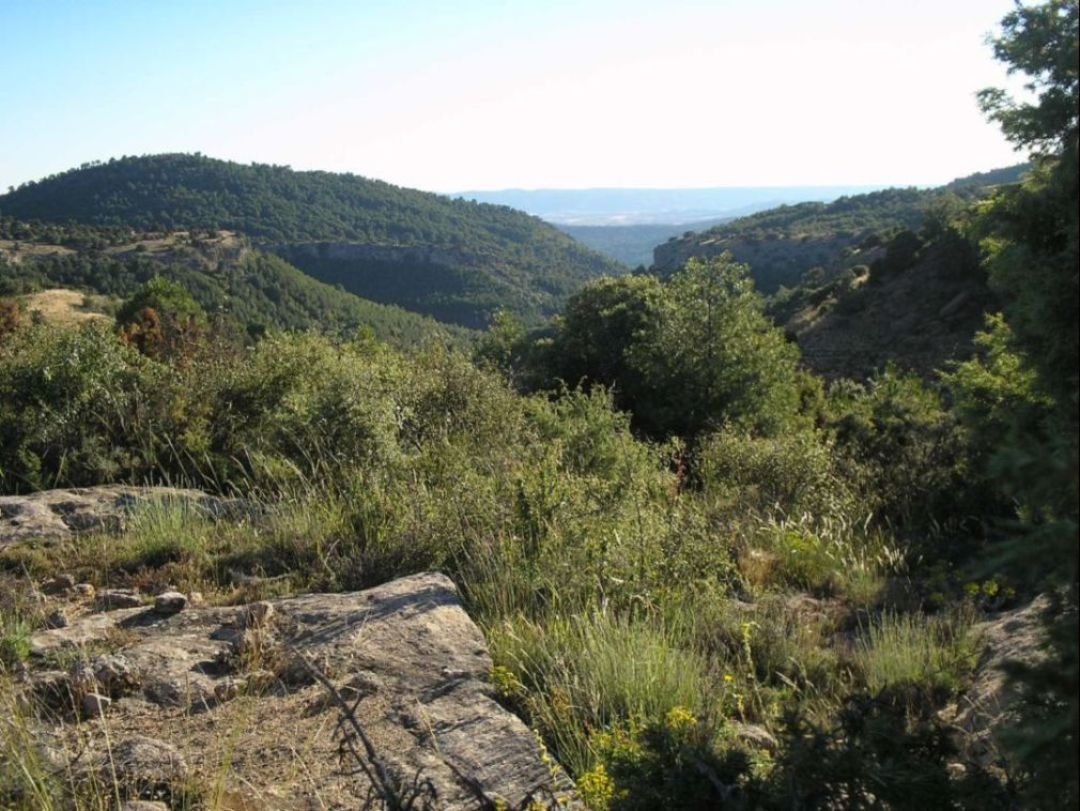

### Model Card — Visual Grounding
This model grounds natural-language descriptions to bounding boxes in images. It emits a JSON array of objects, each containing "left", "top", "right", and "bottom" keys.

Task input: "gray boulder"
[{"left": 26, "top": 572, "right": 580, "bottom": 809}]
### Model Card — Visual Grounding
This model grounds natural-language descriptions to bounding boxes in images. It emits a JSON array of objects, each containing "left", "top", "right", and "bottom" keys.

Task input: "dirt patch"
[{"left": 18, "top": 288, "right": 112, "bottom": 326}]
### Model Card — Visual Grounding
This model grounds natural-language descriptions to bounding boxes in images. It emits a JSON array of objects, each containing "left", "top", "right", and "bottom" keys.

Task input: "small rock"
[
  {"left": 94, "top": 589, "right": 142, "bottom": 611},
  {"left": 153, "top": 591, "right": 188, "bottom": 614},
  {"left": 143, "top": 676, "right": 213, "bottom": 709},
  {"left": 110, "top": 735, "right": 187, "bottom": 792},
  {"left": 73, "top": 654, "right": 139, "bottom": 697},
  {"left": 947, "top": 762, "right": 968, "bottom": 780},
  {"left": 213, "top": 676, "right": 245, "bottom": 703},
  {"left": 74, "top": 583, "right": 96, "bottom": 599},
  {"left": 82, "top": 691, "right": 111, "bottom": 718},
  {"left": 43, "top": 608, "right": 69, "bottom": 629},
  {"left": 188, "top": 590, "right": 205, "bottom": 606},
  {"left": 41, "top": 574, "right": 76, "bottom": 595},
  {"left": 344, "top": 669, "right": 382, "bottom": 698},
  {"left": 30, "top": 669, "right": 72, "bottom": 704}
]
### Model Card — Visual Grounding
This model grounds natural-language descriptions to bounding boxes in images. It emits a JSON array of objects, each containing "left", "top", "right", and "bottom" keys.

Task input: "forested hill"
[
  {"left": 653, "top": 164, "right": 1030, "bottom": 293},
  {"left": 0, "top": 154, "right": 625, "bottom": 328},
  {"left": 0, "top": 223, "right": 470, "bottom": 347}
]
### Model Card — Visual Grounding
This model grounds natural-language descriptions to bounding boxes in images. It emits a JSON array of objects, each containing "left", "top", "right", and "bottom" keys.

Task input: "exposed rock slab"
[
  {"left": 0, "top": 485, "right": 252, "bottom": 547},
  {"left": 944, "top": 595, "right": 1050, "bottom": 768},
  {"left": 23, "top": 572, "right": 579, "bottom": 809}
]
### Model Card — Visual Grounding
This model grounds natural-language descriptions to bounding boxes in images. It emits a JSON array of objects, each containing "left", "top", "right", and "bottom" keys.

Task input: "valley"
[{"left": 0, "top": 1, "right": 1076, "bottom": 808}]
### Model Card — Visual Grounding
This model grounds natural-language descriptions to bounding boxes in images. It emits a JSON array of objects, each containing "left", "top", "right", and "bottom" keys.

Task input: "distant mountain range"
[{"left": 453, "top": 186, "right": 887, "bottom": 226}]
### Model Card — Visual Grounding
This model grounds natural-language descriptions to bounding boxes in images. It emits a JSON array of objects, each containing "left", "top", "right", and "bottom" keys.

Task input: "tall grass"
[
  {"left": 489, "top": 612, "right": 716, "bottom": 775},
  {"left": 855, "top": 609, "right": 977, "bottom": 695}
]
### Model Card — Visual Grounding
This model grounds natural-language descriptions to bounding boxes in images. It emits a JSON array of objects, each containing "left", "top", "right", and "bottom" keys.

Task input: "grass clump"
[
  {"left": 489, "top": 612, "right": 715, "bottom": 777},
  {"left": 855, "top": 610, "right": 978, "bottom": 697}
]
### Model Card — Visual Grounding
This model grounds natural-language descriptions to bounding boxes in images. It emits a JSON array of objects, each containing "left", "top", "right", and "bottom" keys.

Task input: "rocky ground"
[
  {"left": 1, "top": 486, "right": 1048, "bottom": 808},
  {"left": 1, "top": 489, "right": 579, "bottom": 810}
]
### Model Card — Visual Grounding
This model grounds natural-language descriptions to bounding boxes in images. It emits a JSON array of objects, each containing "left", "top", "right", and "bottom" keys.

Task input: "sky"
[{"left": 0, "top": 0, "right": 1026, "bottom": 193}]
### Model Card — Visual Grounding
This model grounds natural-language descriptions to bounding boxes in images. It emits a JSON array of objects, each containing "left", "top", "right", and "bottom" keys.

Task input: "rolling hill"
[
  {"left": 768, "top": 228, "right": 995, "bottom": 380},
  {"left": 652, "top": 164, "right": 1030, "bottom": 293},
  {"left": 0, "top": 223, "right": 469, "bottom": 347},
  {"left": 0, "top": 154, "right": 625, "bottom": 328}
]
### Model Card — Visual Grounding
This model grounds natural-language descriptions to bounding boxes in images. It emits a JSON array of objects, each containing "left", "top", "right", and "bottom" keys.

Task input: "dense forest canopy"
[
  {"left": 0, "top": 154, "right": 624, "bottom": 328},
  {"left": 0, "top": 225, "right": 470, "bottom": 346}
]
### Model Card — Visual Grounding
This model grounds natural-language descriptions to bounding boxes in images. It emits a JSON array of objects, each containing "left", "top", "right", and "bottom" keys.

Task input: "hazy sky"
[{"left": 0, "top": 0, "right": 1025, "bottom": 193}]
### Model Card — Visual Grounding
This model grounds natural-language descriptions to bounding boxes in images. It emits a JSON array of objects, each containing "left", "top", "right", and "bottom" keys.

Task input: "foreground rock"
[
  {"left": 23, "top": 573, "right": 579, "bottom": 809},
  {"left": 0, "top": 485, "right": 254, "bottom": 547},
  {"left": 944, "top": 595, "right": 1050, "bottom": 769}
]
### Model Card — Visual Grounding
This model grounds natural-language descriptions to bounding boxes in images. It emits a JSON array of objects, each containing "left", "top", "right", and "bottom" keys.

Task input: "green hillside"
[
  {"left": 0, "top": 154, "right": 624, "bottom": 328},
  {"left": 653, "top": 165, "right": 1029, "bottom": 292},
  {"left": 0, "top": 224, "right": 469, "bottom": 347}
]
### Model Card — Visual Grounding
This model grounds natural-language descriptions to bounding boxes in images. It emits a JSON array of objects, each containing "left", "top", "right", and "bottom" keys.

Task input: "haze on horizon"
[{"left": 0, "top": 0, "right": 1024, "bottom": 195}]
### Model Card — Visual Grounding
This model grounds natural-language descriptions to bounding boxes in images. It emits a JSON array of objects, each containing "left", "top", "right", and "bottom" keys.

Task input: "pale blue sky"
[{"left": 0, "top": 0, "right": 1024, "bottom": 193}]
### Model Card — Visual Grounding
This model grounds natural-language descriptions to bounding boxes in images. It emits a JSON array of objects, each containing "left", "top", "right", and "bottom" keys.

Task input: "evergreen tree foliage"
[{"left": 0, "top": 154, "right": 624, "bottom": 327}]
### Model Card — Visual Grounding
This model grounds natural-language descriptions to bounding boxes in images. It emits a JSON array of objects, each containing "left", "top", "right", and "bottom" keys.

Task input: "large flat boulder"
[{"left": 20, "top": 572, "right": 578, "bottom": 809}]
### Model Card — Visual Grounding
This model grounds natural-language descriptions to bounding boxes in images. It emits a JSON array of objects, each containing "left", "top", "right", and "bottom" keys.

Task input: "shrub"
[
  {"left": 0, "top": 322, "right": 174, "bottom": 493},
  {"left": 695, "top": 428, "right": 855, "bottom": 521},
  {"left": 854, "top": 610, "right": 977, "bottom": 698},
  {"left": 825, "top": 368, "right": 969, "bottom": 529}
]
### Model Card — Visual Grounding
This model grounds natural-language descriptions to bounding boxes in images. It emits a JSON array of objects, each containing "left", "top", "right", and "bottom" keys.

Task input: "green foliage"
[
  {"left": 632, "top": 256, "right": 802, "bottom": 436},
  {"left": 871, "top": 229, "right": 924, "bottom": 279},
  {"left": 0, "top": 616, "right": 32, "bottom": 667},
  {"left": 854, "top": 611, "right": 976, "bottom": 697},
  {"left": 824, "top": 368, "right": 968, "bottom": 529},
  {"left": 654, "top": 171, "right": 1024, "bottom": 293},
  {"left": 489, "top": 614, "right": 716, "bottom": 777},
  {"left": 0, "top": 323, "right": 170, "bottom": 492},
  {"left": 0, "top": 234, "right": 468, "bottom": 347},
  {"left": 767, "top": 695, "right": 1010, "bottom": 810},
  {"left": 540, "top": 257, "right": 801, "bottom": 438},
  {"left": 977, "top": 0, "right": 1078, "bottom": 157},
  {"left": 943, "top": 314, "right": 1055, "bottom": 523},
  {"left": 473, "top": 309, "right": 528, "bottom": 381},
  {"left": 695, "top": 429, "right": 853, "bottom": 520},
  {"left": 970, "top": 3, "right": 1079, "bottom": 803},
  {"left": 115, "top": 276, "right": 205, "bottom": 328},
  {"left": 542, "top": 274, "right": 663, "bottom": 409},
  {"left": 0, "top": 154, "right": 624, "bottom": 328},
  {"left": 585, "top": 708, "right": 753, "bottom": 811}
]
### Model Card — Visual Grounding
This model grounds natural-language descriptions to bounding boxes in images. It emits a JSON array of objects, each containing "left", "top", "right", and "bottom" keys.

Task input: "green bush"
[
  {"left": 825, "top": 368, "right": 969, "bottom": 529},
  {"left": 0, "top": 322, "right": 174, "bottom": 493},
  {"left": 695, "top": 428, "right": 855, "bottom": 520}
]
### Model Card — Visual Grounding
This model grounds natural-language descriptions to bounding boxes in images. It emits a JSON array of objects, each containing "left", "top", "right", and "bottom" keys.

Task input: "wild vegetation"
[
  {"left": 0, "top": 1, "right": 1076, "bottom": 808},
  {"left": 0, "top": 155, "right": 624, "bottom": 328},
  {"left": 0, "top": 228, "right": 469, "bottom": 346},
  {"left": 653, "top": 165, "right": 1029, "bottom": 293}
]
